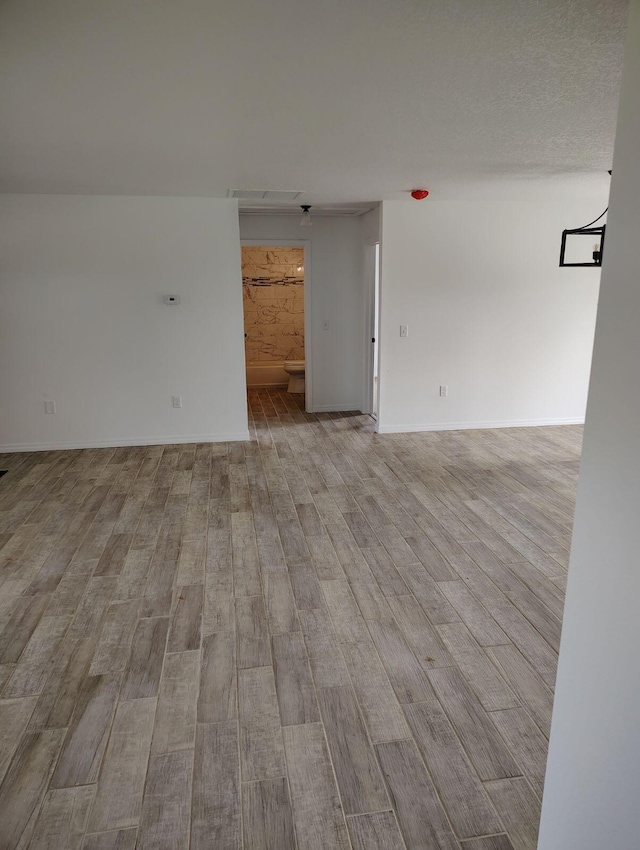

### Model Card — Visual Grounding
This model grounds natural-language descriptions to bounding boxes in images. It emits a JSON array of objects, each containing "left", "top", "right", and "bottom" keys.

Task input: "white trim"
[
  {"left": 373, "top": 242, "right": 381, "bottom": 430},
  {"left": 246, "top": 381, "right": 289, "bottom": 388},
  {"left": 375, "top": 211, "right": 384, "bottom": 436},
  {"left": 310, "top": 403, "right": 361, "bottom": 413},
  {"left": 362, "top": 242, "right": 375, "bottom": 416},
  {"left": 0, "top": 432, "right": 251, "bottom": 453},
  {"left": 303, "top": 241, "right": 312, "bottom": 413},
  {"left": 377, "top": 417, "right": 584, "bottom": 434}
]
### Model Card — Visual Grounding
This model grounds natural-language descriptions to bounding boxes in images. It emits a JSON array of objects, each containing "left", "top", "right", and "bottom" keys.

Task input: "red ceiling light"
[{"left": 410, "top": 189, "right": 429, "bottom": 200}]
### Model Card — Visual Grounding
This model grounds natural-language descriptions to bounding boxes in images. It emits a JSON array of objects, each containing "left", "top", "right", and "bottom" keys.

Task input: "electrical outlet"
[
  {"left": 439, "top": 385, "right": 448, "bottom": 397},
  {"left": 400, "top": 325, "right": 408, "bottom": 338},
  {"left": 44, "top": 400, "right": 56, "bottom": 414},
  {"left": 172, "top": 395, "right": 182, "bottom": 408}
]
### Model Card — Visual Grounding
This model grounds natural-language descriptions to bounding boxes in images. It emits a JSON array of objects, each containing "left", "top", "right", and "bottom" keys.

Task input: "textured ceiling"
[{"left": 0, "top": 0, "right": 628, "bottom": 201}]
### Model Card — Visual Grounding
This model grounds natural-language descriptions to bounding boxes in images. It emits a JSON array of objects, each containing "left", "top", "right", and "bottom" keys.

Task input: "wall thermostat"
[{"left": 164, "top": 295, "right": 180, "bottom": 305}]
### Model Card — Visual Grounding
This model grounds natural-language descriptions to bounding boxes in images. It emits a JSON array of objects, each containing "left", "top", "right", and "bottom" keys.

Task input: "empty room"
[{"left": 1, "top": 1, "right": 639, "bottom": 849}]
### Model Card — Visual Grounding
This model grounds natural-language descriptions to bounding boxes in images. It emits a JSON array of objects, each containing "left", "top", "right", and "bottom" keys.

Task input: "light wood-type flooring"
[{"left": 0, "top": 389, "right": 579, "bottom": 849}]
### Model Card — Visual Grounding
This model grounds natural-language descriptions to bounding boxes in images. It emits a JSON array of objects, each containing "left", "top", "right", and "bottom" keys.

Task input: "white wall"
[
  {"left": 378, "top": 197, "right": 606, "bottom": 432},
  {"left": 0, "top": 195, "right": 249, "bottom": 450},
  {"left": 539, "top": 3, "right": 640, "bottom": 848},
  {"left": 239, "top": 214, "right": 364, "bottom": 412}
]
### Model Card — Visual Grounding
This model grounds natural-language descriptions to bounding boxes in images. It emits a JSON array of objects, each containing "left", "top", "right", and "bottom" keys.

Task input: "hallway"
[{"left": 0, "top": 390, "right": 576, "bottom": 849}]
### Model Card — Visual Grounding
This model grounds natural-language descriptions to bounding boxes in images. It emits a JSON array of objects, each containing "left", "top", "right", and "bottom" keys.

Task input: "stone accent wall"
[{"left": 242, "top": 246, "right": 305, "bottom": 362}]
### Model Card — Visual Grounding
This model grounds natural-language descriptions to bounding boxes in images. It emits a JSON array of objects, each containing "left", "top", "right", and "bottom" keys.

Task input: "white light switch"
[
  {"left": 439, "top": 385, "right": 448, "bottom": 397},
  {"left": 323, "top": 320, "right": 330, "bottom": 331},
  {"left": 400, "top": 325, "right": 408, "bottom": 338},
  {"left": 172, "top": 396, "right": 182, "bottom": 408},
  {"left": 44, "top": 400, "right": 56, "bottom": 414}
]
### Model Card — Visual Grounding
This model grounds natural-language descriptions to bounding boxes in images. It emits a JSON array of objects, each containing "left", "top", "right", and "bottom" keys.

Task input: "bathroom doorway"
[{"left": 241, "top": 243, "right": 311, "bottom": 408}]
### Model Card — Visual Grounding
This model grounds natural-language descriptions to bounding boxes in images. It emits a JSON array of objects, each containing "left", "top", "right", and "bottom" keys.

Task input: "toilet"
[{"left": 284, "top": 360, "right": 305, "bottom": 393}]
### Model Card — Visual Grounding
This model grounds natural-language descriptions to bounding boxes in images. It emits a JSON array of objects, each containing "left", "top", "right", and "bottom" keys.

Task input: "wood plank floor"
[{"left": 0, "top": 389, "right": 580, "bottom": 849}]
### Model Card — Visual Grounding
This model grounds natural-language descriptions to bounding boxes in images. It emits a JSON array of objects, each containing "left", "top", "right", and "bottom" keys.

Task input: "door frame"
[
  {"left": 241, "top": 239, "right": 313, "bottom": 412},
  {"left": 363, "top": 241, "right": 381, "bottom": 428}
]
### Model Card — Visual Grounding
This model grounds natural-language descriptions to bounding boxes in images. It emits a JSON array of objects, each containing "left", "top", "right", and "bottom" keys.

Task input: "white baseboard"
[
  {"left": 0, "top": 432, "right": 251, "bottom": 453},
  {"left": 310, "top": 404, "right": 362, "bottom": 413},
  {"left": 377, "top": 417, "right": 585, "bottom": 434},
  {"left": 247, "top": 382, "right": 288, "bottom": 389}
]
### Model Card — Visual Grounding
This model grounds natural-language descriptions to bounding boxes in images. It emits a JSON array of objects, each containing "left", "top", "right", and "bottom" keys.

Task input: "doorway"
[{"left": 241, "top": 244, "right": 310, "bottom": 408}]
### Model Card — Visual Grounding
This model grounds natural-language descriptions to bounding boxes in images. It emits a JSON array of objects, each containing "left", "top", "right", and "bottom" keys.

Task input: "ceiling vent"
[{"left": 228, "top": 189, "right": 303, "bottom": 201}]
